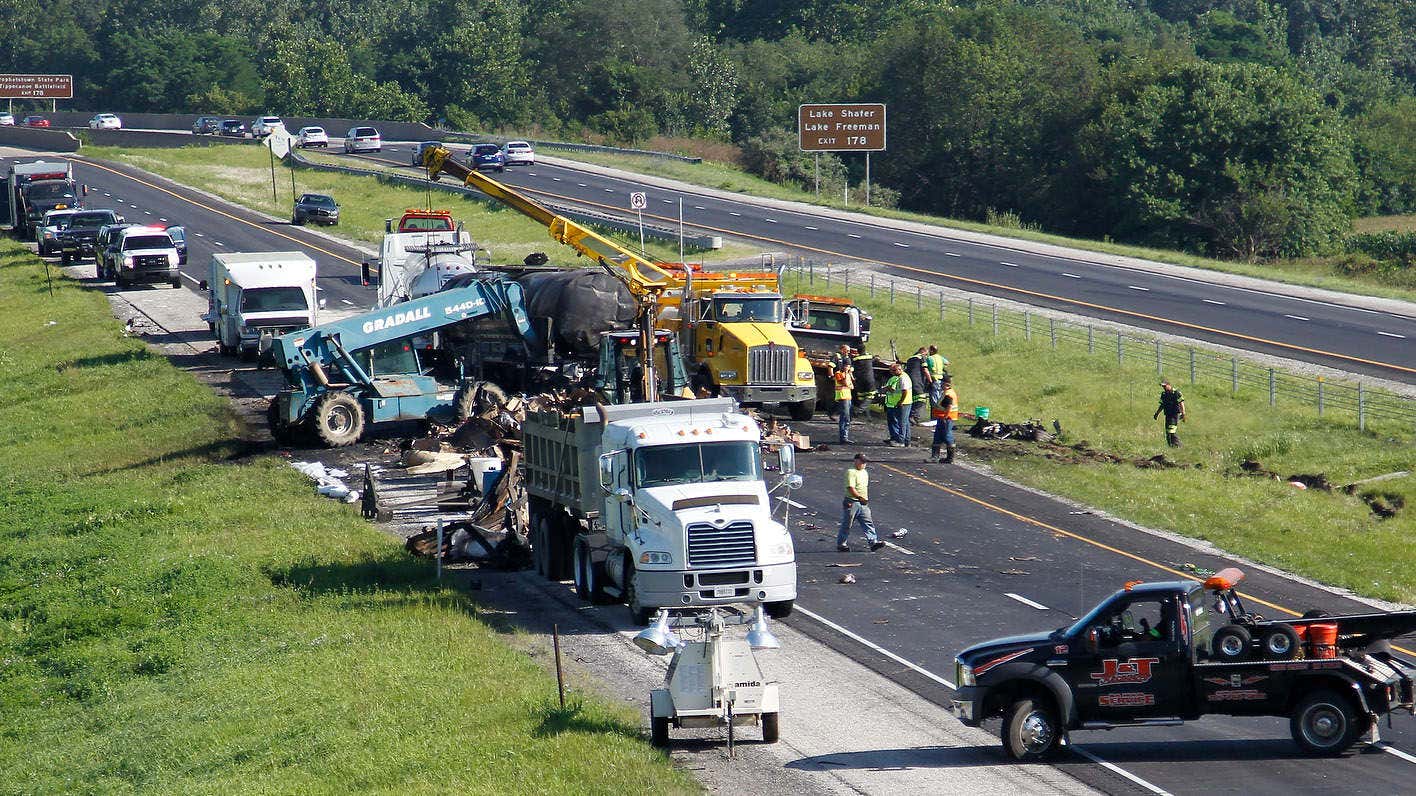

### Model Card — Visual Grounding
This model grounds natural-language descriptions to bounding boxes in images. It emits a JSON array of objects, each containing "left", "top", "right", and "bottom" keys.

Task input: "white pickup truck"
[{"left": 525, "top": 398, "right": 799, "bottom": 624}]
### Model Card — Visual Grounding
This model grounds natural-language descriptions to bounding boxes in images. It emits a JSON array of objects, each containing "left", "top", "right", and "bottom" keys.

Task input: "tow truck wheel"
[
  {"left": 786, "top": 398, "right": 815, "bottom": 421},
  {"left": 1291, "top": 689, "right": 1364, "bottom": 755},
  {"left": 762, "top": 712, "right": 780, "bottom": 743},
  {"left": 1262, "top": 625, "right": 1302, "bottom": 660},
  {"left": 650, "top": 715, "right": 670, "bottom": 747},
  {"left": 1003, "top": 698, "right": 1060, "bottom": 761},
  {"left": 311, "top": 392, "right": 364, "bottom": 447},
  {"left": 1212, "top": 624, "right": 1252, "bottom": 663}
]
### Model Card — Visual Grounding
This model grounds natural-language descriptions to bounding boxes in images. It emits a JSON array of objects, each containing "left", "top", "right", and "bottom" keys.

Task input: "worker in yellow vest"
[
  {"left": 834, "top": 358, "right": 855, "bottom": 444},
  {"left": 883, "top": 362, "right": 912, "bottom": 446},
  {"left": 930, "top": 376, "right": 959, "bottom": 463}
]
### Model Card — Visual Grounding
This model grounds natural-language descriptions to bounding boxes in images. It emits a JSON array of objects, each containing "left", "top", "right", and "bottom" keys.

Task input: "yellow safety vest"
[{"left": 834, "top": 368, "right": 854, "bottom": 400}]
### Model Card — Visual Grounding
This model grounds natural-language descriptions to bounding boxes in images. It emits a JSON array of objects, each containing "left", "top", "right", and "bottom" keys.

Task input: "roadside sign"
[
  {"left": 0, "top": 74, "right": 73, "bottom": 100},
  {"left": 266, "top": 128, "right": 292, "bottom": 158},
  {"left": 798, "top": 103, "right": 886, "bottom": 152},
  {"left": 629, "top": 191, "right": 647, "bottom": 210}
]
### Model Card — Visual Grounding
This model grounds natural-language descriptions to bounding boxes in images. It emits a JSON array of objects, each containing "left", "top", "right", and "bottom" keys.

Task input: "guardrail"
[
  {"left": 287, "top": 149, "right": 721, "bottom": 250},
  {"left": 782, "top": 257, "right": 1416, "bottom": 433},
  {"left": 440, "top": 131, "right": 702, "bottom": 163}
]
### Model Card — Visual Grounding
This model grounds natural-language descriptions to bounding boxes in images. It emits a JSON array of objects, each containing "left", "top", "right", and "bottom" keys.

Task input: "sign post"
[
  {"left": 629, "top": 191, "right": 648, "bottom": 253},
  {"left": 798, "top": 103, "right": 887, "bottom": 205}
]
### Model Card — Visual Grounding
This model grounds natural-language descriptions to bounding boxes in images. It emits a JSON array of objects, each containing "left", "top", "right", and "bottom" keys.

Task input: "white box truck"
[
  {"left": 202, "top": 252, "right": 321, "bottom": 359},
  {"left": 524, "top": 398, "right": 798, "bottom": 624}
]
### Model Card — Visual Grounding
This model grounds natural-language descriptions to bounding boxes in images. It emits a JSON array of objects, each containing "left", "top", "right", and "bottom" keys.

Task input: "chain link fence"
[{"left": 778, "top": 257, "right": 1416, "bottom": 434}]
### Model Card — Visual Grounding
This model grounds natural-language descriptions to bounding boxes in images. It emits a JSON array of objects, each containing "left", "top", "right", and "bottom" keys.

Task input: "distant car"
[
  {"left": 251, "top": 116, "right": 284, "bottom": 138},
  {"left": 88, "top": 113, "right": 122, "bottom": 130},
  {"left": 292, "top": 193, "right": 339, "bottom": 226},
  {"left": 0, "top": 112, "right": 15, "bottom": 126},
  {"left": 192, "top": 116, "right": 223, "bottom": 135},
  {"left": 413, "top": 141, "right": 440, "bottom": 167},
  {"left": 468, "top": 143, "right": 505, "bottom": 173},
  {"left": 23, "top": 115, "right": 49, "bottom": 128},
  {"left": 219, "top": 119, "right": 249, "bottom": 137},
  {"left": 343, "top": 126, "right": 381, "bottom": 153},
  {"left": 166, "top": 225, "right": 188, "bottom": 264},
  {"left": 502, "top": 140, "right": 535, "bottom": 166},
  {"left": 295, "top": 126, "right": 328, "bottom": 148},
  {"left": 37, "top": 209, "right": 79, "bottom": 256}
]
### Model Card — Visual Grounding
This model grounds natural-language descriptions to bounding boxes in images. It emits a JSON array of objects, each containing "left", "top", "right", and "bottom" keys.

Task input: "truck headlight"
[
  {"left": 639, "top": 551, "right": 673, "bottom": 565},
  {"left": 956, "top": 659, "right": 975, "bottom": 687},
  {"left": 123, "top": 255, "right": 134, "bottom": 266}
]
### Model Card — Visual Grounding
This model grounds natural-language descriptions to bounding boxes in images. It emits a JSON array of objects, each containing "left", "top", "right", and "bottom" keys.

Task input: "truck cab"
[
  {"left": 107, "top": 227, "right": 180, "bottom": 288},
  {"left": 204, "top": 252, "right": 321, "bottom": 358},
  {"left": 20, "top": 178, "right": 80, "bottom": 237},
  {"left": 676, "top": 289, "right": 817, "bottom": 418}
]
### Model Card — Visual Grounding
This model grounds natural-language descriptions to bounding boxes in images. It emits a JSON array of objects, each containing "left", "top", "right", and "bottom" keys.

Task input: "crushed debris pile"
[
  {"left": 290, "top": 461, "right": 360, "bottom": 503},
  {"left": 966, "top": 412, "right": 1193, "bottom": 471}
]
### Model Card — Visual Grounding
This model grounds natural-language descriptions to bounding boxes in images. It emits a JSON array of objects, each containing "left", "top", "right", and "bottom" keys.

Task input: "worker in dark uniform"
[
  {"left": 906, "top": 347, "right": 929, "bottom": 425},
  {"left": 852, "top": 350, "right": 877, "bottom": 418},
  {"left": 1153, "top": 380, "right": 1187, "bottom": 447}
]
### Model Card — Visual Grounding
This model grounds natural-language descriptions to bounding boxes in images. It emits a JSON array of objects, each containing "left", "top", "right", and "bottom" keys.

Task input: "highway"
[{"left": 347, "top": 141, "right": 1416, "bottom": 385}]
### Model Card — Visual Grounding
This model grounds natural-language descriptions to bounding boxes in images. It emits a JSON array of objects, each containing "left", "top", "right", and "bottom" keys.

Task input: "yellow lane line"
[
  {"left": 880, "top": 461, "right": 1416, "bottom": 657},
  {"left": 73, "top": 157, "right": 362, "bottom": 266}
]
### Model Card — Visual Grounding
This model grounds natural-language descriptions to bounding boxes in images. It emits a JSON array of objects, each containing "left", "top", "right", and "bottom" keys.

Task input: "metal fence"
[{"left": 780, "top": 258, "right": 1416, "bottom": 433}]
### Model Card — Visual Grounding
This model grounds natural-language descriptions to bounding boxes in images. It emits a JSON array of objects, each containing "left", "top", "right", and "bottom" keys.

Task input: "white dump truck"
[
  {"left": 202, "top": 251, "right": 321, "bottom": 358},
  {"left": 524, "top": 398, "right": 799, "bottom": 624}
]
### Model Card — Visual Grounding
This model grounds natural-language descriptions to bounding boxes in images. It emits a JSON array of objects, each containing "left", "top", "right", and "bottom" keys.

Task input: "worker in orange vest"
[{"left": 930, "top": 376, "right": 959, "bottom": 463}]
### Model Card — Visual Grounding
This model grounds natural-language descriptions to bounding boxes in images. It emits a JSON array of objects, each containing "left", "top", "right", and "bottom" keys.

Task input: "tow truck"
[{"left": 951, "top": 568, "right": 1416, "bottom": 759}]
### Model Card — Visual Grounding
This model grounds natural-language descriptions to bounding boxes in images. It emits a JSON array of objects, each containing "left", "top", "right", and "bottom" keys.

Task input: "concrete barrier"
[
  {"left": 0, "top": 126, "right": 81, "bottom": 152},
  {"left": 74, "top": 128, "right": 254, "bottom": 148},
  {"left": 46, "top": 111, "right": 438, "bottom": 142}
]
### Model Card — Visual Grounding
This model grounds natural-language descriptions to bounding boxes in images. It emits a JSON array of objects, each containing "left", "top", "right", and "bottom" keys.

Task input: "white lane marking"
[
  {"left": 158, "top": 218, "right": 167, "bottom": 222},
  {"left": 662, "top": 199, "right": 673, "bottom": 204},
  {"left": 848, "top": 233, "right": 861, "bottom": 239},
  {"left": 1378, "top": 331, "right": 1406, "bottom": 339},
  {"left": 212, "top": 240, "right": 224, "bottom": 246},
  {"left": 553, "top": 177, "right": 562, "bottom": 182},
  {"left": 1063, "top": 273, "right": 1081, "bottom": 279},
  {"left": 730, "top": 212, "right": 741, "bottom": 217},
  {"left": 805, "top": 226, "right": 819, "bottom": 231},
  {"left": 1202, "top": 299, "right": 1225, "bottom": 305},
  {"left": 694, "top": 206, "right": 706, "bottom": 210},
  {"left": 1005, "top": 593, "right": 1049, "bottom": 610},
  {"left": 103, "top": 193, "right": 111, "bottom": 197},
  {"left": 945, "top": 252, "right": 961, "bottom": 257},
  {"left": 1128, "top": 285, "right": 1150, "bottom": 291},
  {"left": 1283, "top": 314, "right": 1309, "bottom": 322},
  {"left": 1000, "top": 261, "right": 1018, "bottom": 267},
  {"left": 341, "top": 299, "right": 355, "bottom": 306},
  {"left": 604, "top": 188, "right": 614, "bottom": 193},
  {"left": 194, "top": 232, "right": 204, "bottom": 237},
  {"left": 1374, "top": 742, "right": 1416, "bottom": 765},
  {"left": 181, "top": 273, "right": 201, "bottom": 285},
  {"left": 143, "top": 211, "right": 153, "bottom": 215},
  {"left": 129, "top": 203, "right": 139, "bottom": 208},
  {"left": 884, "top": 541, "right": 915, "bottom": 555},
  {"left": 527, "top": 172, "right": 538, "bottom": 177},
  {"left": 795, "top": 606, "right": 954, "bottom": 689},
  {"left": 576, "top": 183, "right": 587, "bottom": 187},
  {"left": 893, "top": 242, "right": 910, "bottom": 248},
  {"left": 315, "top": 287, "right": 324, "bottom": 293},
  {"left": 796, "top": 605, "right": 1172, "bottom": 795},
  {"left": 765, "top": 218, "right": 778, "bottom": 224}
]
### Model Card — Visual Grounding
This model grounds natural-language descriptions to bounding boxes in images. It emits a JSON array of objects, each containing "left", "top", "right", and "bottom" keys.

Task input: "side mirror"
[
  {"left": 82, "top": 184, "right": 89, "bottom": 196},
  {"left": 318, "top": 297, "right": 327, "bottom": 308},
  {"left": 1086, "top": 627, "right": 1100, "bottom": 654},
  {"left": 115, "top": 215, "right": 124, "bottom": 223},
  {"left": 597, "top": 451, "right": 617, "bottom": 492},
  {"left": 778, "top": 444, "right": 795, "bottom": 475},
  {"left": 361, "top": 261, "right": 378, "bottom": 287},
  {"left": 384, "top": 218, "right": 392, "bottom": 233},
  {"left": 198, "top": 280, "right": 208, "bottom": 290}
]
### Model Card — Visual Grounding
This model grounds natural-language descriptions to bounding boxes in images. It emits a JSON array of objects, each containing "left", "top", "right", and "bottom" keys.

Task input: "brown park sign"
[
  {"left": 798, "top": 103, "right": 886, "bottom": 152},
  {"left": 0, "top": 74, "right": 74, "bottom": 99}
]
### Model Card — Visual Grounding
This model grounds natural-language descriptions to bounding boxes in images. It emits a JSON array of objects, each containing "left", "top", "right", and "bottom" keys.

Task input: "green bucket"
[{"left": 975, "top": 406, "right": 990, "bottom": 419}]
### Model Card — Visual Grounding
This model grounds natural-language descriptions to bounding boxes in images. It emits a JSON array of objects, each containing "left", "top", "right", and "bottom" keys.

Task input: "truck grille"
[
  {"left": 134, "top": 254, "right": 168, "bottom": 269},
  {"left": 686, "top": 521, "right": 756, "bottom": 568},
  {"left": 747, "top": 344, "right": 794, "bottom": 385}
]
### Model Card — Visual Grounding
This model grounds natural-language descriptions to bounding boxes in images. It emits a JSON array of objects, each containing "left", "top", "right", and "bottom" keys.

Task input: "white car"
[
  {"left": 37, "top": 209, "right": 79, "bottom": 256},
  {"left": 252, "top": 116, "right": 284, "bottom": 138},
  {"left": 0, "top": 112, "right": 15, "bottom": 126},
  {"left": 343, "top": 126, "right": 381, "bottom": 153},
  {"left": 502, "top": 140, "right": 535, "bottom": 166},
  {"left": 88, "top": 113, "right": 122, "bottom": 130},
  {"left": 295, "top": 126, "right": 328, "bottom": 148}
]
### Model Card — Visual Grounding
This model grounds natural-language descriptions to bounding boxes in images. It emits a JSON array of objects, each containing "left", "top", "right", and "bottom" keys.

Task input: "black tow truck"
[{"left": 950, "top": 568, "right": 1416, "bottom": 760}]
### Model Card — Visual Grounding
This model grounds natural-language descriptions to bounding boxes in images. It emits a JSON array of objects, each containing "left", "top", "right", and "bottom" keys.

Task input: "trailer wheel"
[
  {"left": 765, "top": 600, "right": 794, "bottom": 619},
  {"left": 311, "top": 392, "right": 364, "bottom": 447},
  {"left": 1262, "top": 625, "right": 1302, "bottom": 660},
  {"left": 1002, "top": 698, "right": 1060, "bottom": 761},
  {"left": 1211, "top": 624, "right": 1252, "bottom": 662},
  {"left": 1291, "top": 689, "right": 1364, "bottom": 755},
  {"left": 786, "top": 398, "right": 815, "bottom": 421},
  {"left": 762, "top": 712, "right": 780, "bottom": 744},
  {"left": 650, "top": 715, "right": 670, "bottom": 747}
]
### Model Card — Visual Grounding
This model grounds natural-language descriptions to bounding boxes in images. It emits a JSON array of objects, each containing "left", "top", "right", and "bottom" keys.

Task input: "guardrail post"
[
  {"left": 1231, "top": 358, "right": 1238, "bottom": 394},
  {"left": 992, "top": 304, "right": 999, "bottom": 335},
  {"left": 1117, "top": 332, "right": 1123, "bottom": 366},
  {"left": 1317, "top": 377, "right": 1324, "bottom": 417},
  {"left": 1155, "top": 341, "right": 1162, "bottom": 375},
  {"left": 1049, "top": 317, "right": 1056, "bottom": 349},
  {"left": 870, "top": 273, "right": 875, "bottom": 297},
  {"left": 844, "top": 269, "right": 849, "bottom": 291},
  {"left": 916, "top": 285, "right": 922, "bottom": 310},
  {"left": 968, "top": 298, "right": 975, "bottom": 325},
  {"left": 1358, "top": 383, "right": 1366, "bottom": 431},
  {"left": 1025, "top": 311, "right": 1031, "bottom": 341},
  {"left": 1188, "top": 348, "right": 1195, "bottom": 384},
  {"left": 1268, "top": 369, "right": 1275, "bottom": 406},
  {"left": 824, "top": 265, "right": 830, "bottom": 288},
  {"left": 809, "top": 259, "right": 814, "bottom": 284},
  {"left": 939, "top": 294, "right": 945, "bottom": 321},
  {"left": 1088, "top": 325, "right": 1094, "bottom": 354},
  {"left": 889, "top": 280, "right": 895, "bottom": 304}
]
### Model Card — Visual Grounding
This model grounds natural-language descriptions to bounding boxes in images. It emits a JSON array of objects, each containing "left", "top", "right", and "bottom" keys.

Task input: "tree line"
[{"left": 5, "top": 0, "right": 1415, "bottom": 260}]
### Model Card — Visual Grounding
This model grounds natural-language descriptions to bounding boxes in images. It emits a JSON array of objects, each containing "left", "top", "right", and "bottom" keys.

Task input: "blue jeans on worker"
[
  {"left": 886, "top": 405, "right": 909, "bottom": 444},
  {"left": 932, "top": 418, "right": 955, "bottom": 446},
  {"left": 838, "top": 499, "right": 877, "bottom": 546},
  {"left": 837, "top": 398, "right": 852, "bottom": 442}
]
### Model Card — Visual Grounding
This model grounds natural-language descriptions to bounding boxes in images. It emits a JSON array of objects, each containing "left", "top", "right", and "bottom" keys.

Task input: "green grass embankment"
[
  {"left": 0, "top": 240, "right": 693, "bottom": 793},
  {"left": 783, "top": 272, "right": 1416, "bottom": 604}
]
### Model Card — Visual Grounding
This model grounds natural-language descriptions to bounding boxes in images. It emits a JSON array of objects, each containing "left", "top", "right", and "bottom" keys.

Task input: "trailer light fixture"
[{"left": 1203, "top": 567, "right": 1246, "bottom": 591}]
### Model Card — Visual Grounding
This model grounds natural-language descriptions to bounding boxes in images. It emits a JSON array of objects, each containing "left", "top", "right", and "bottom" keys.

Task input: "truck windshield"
[
  {"left": 805, "top": 308, "right": 850, "bottom": 332},
  {"left": 122, "top": 235, "right": 172, "bottom": 250},
  {"left": 26, "top": 183, "right": 75, "bottom": 202},
  {"left": 635, "top": 441, "right": 762, "bottom": 487},
  {"left": 713, "top": 296, "right": 782, "bottom": 323},
  {"left": 70, "top": 212, "right": 115, "bottom": 228},
  {"left": 242, "top": 287, "right": 308, "bottom": 313}
]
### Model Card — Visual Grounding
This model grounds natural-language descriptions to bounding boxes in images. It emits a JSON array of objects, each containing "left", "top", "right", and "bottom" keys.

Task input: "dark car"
[
  {"left": 192, "top": 116, "right": 223, "bottom": 135},
  {"left": 166, "top": 225, "right": 188, "bottom": 264},
  {"left": 94, "top": 223, "right": 138, "bottom": 280},
  {"left": 23, "top": 115, "right": 49, "bottom": 128},
  {"left": 57, "top": 209, "right": 123, "bottom": 264},
  {"left": 219, "top": 119, "right": 248, "bottom": 137},
  {"left": 292, "top": 193, "right": 339, "bottom": 226},
  {"left": 468, "top": 143, "right": 505, "bottom": 173}
]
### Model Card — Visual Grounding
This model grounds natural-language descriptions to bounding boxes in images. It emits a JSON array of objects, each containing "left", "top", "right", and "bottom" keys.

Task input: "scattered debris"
[
  {"left": 1361, "top": 491, "right": 1405, "bottom": 519},
  {"left": 1235, "top": 459, "right": 1406, "bottom": 518},
  {"left": 1008, "top": 555, "right": 1039, "bottom": 562},
  {"left": 998, "top": 568, "right": 1030, "bottom": 576},
  {"left": 290, "top": 461, "right": 359, "bottom": 503},
  {"left": 891, "top": 528, "right": 909, "bottom": 539},
  {"left": 839, "top": 573, "right": 857, "bottom": 584},
  {"left": 873, "top": 619, "right": 889, "bottom": 624},
  {"left": 826, "top": 562, "right": 862, "bottom": 568}
]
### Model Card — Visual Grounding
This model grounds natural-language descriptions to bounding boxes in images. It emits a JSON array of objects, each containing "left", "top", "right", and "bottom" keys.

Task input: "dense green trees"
[{"left": 10, "top": 0, "right": 1416, "bottom": 258}]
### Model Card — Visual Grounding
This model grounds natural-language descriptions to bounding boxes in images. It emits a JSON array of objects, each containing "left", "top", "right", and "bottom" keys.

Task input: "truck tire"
[
  {"left": 573, "top": 540, "right": 592, "bottom": 600},
  {"left": 1291, "top": 689, "right": 1364, "bottom": 755},
  {"left": 650, "top": 714, "right": 670, "bottom": 747},
  {"left": 1211, "top": 624, "right": 1252, "bottom": 663},
  {"left": 61, "top": 251, "right": 70, "bottom": 264},
  {"left": 765, "top": 600, "right": 794, "bottom": 619},
  {"left": 311, "top": 392, "right": 364, "bottom": 447},
  {"left": 547, "top": 515, "right": 575, "bottom": 581},
  {"left": 762, "top": 712, "right": 780, "bottom": 744},
  {"left": 624, "top": 563, "right": 654, "bottom": 626},
  {"left": 1261, "top": 625, "right": 1302, "bottom": 660},
  {"left": 453, "top": 384, "right": 478, "bottom": 423},
  {"left": 1002, "top": 698, "right": 1060, "bottom": 761},
  {"left": 786, "top": 398, "right": 815, "bottom": 421},
  {"left": 477, "top": 381, "right": 508, "bottom": 411}
]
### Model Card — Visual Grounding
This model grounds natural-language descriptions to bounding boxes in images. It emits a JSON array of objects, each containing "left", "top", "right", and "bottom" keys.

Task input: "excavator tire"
[
  {"left": 453, "top": 384, "right": 479, "bottom": 422},
  {"left": 477, "top": 381, "right": 509, "bottom": 411},
  {"left": 311, "top": 392, "right": 364, "bottom": 447}
]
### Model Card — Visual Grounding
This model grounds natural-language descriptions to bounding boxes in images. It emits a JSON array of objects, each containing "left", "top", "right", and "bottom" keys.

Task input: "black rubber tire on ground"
[
  {"left": 584, "top": 550, "right": 612, "bottom": 604},
  {"left": 624, "top": 562, "right": 654, "bottom": 626},
  {"left": 477, "top": 381, "right": 509, "bottom": 411},
  {"left": 765, "top": 599, "right": 794, "bottom": 619},
  {"left": 1302, "top": 609, "right": 1332, "bottom": 619},
  {"left": 1261, "top": 625, "right": 1302, "bottom": 660},
  {"left": 267, "top": 398, "right": 297, "bottom": 445},
  {"left": 650, "top": 715, "right": 670, "bottom": 747},
  {"left": 311, "top": 391, "right": 365, "bottom": 447},
  {"left": 171, "top": 278, "right": 181, "bottom": 289},
  {"left": 1291, "top": 689, "right": 1365, "bottom": 755},
  {"left": 572, "top": 541, "right": 592, "bottom": 600},
  {"left": 61, "top": 251, "right": 70, "bottom": 264},
  {"left": 786, "top": 399, "right": 815, "bottom": 421},
  {"left": 292, "top": 215, "right": 304, "bottom": 226},
  {"left": 1002, "top": 698, "right": 1060, "bottom": 761},
  {"left": 453, "top": 383, "right": 479, "bottom": 423},
  {"left": 762, "top": 712, "right": 780, "bottom": 744},
  {"left": 1211, "top": 624, "right": 1253, "bottom": 663}
]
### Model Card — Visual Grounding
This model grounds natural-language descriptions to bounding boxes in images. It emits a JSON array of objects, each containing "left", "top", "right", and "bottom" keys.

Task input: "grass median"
[
  {"left": 782, "top": 272, "right": 1416, "bottom": 605},
  {"left": 0, "top": 240, "right": 693, "bottom": 793}
]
